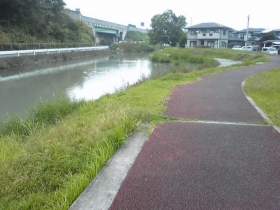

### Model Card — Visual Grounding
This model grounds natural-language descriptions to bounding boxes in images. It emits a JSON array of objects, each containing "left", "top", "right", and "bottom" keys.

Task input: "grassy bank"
[
  {"left": 244, "top": 67, "right": 280, "bottom": 126},
  {"left": 110, "top": 42, "right": 157, "bottom": 53},
  {"left": 151, "top": 47, "right": 269, "bottom": 66},
  {"left": 0, "top": 48, "right": 269, "bottom": 209}
]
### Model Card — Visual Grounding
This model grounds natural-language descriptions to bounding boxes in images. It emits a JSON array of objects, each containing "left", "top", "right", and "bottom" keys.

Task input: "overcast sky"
[{"left": 63, "top": 0, "right": 279, "bottom": 31}]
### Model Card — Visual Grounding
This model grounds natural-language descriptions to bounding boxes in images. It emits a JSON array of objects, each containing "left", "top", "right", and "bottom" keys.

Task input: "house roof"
[
  {"left": 262, "top": 28, "right": 280, "bottom": 33},
  {"left": 235, "top": 28, "right": 265, "bottom": 33},
  {"left": 186, "top": 22, "right": 232, "bottom": 29},
  {"left": 262, "top": 40, "right": 280, "bottom": 44},
  {"left": 228, "top": 37, "right": 244, "bottom": 41},
  {"left": 248, "top": 36, "right": 261, "bottom": 41}
]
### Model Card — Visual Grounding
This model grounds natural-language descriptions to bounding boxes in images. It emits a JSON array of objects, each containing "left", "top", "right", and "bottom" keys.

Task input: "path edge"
[
  {"left": 242, "top": 80, "right": 280, "bottom": 134},
  {"left": 69, "top": 124, "right": 150, "bottom": 210}
]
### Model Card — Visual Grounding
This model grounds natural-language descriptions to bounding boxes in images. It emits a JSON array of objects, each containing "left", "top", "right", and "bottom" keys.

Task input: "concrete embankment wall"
[{"left": 0, "top": 49, "right": 112, "bottom": 69}]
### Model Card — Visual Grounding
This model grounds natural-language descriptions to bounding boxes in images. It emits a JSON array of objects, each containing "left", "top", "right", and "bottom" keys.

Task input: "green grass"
[
  {"left": 0, "top": 48, "right": 271, "bottom": 209},
  {"left": 124, "top": 31, "right": 150, "bottom": 43},
  {"left": 0, "top": 96, "right": 85, "bottom": 137},
  {"left": 243, "top": 67, "right": 280, "bottom": 126},
  {"left": 112, "top": 42, "right": 156, "bottom": 52},
  {"left": 150, "top": 48, "right": 216, "bottom": 64}
]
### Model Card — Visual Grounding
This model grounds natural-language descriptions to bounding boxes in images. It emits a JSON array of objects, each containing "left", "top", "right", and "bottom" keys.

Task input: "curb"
[{"left": 69, "top": 124, "right": 149, "bottom": 210}]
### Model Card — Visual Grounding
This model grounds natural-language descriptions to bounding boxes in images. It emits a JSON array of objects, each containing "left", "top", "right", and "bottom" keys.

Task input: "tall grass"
[
  {"left": 114, "top": 42, "right": 156, "bottom": 52},
  {"left": 0, "top": 99, "right": 142, "bottom": 209},
  {"left": 0, "top": 47, "right": 270, "bottom": 209},
  {"left": 0, "top": 96, "right": 85, "bottom": 137},
  {"left": 243, "top": 67, "right": 280, "bottom": 126},
  {"left": 149, "top": 48, "right": 253, "bottom": 69},
  {"left": 242, "top": 54, "right": 269, "bottom": 66}
]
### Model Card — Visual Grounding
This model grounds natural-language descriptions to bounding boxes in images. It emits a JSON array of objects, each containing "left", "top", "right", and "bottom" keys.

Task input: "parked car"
[
  {"left": 266, "top": 47, "right": 278, "bottom": 54},
  {"left": 262, "top": 47, "right": 277, "bottom": 53},
  {"left": 251, "top": 45, "right": 259, "bottom": 51},
  {"left": 240, "top": 46, "right": 252, "bottom": 51},
  {"left": 232, "top": 45, "right": 241, "bottom": 50},
  {"left": 262, "top": 47, "right": 270, "bottom": 52}
]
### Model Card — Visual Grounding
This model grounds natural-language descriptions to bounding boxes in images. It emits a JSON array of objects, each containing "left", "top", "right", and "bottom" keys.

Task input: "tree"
[
  {"left": 179, "top": 34, "right": 187, "bottom": 48},
  {"left": 259, "top": 31, "right": 276, "bottom": 47},
  {"left": 46, "top": 0, "right": 65, "bottom": 15},
  {"left": 148, "top": 10, "right": 187, "bottom": 47},
  {"left": 0, "top": 0, "right": 94, "bottom": 43}
]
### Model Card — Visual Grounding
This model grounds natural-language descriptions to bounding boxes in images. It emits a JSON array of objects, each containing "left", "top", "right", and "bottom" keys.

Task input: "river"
[{"left": 0, "top": 53, "right": 171, "bottom": 120}]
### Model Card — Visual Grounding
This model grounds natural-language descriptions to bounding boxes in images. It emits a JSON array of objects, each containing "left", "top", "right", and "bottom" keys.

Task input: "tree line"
[{"left": 0, "top": 0, "right": 94, "bottom": 43}]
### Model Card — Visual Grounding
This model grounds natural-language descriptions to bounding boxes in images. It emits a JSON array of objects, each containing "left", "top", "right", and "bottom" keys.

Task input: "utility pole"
[{"left": 245, "top": 15, "right": 250, "bottom": 47}]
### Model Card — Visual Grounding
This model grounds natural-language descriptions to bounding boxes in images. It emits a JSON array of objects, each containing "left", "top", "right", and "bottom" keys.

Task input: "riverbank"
[
  {"left": 0, "top": 48, "right": 111, "bottom": 69},
  {"left": 0, "top": 48, "right": 270, "bottom": 209}
]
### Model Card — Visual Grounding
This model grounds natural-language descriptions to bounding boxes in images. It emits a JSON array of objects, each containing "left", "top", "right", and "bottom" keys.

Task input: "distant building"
[
  {"left": 185, "top": 22, "right": 232, "bottom": 48},
  {"left": 231, "top": 28, "right": 265, "bottom": 45}
]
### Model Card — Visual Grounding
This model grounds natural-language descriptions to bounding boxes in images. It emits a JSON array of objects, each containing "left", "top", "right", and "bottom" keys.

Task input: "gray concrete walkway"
[{"left": 70, "top": 56, "right": 280, "bottom": 210}]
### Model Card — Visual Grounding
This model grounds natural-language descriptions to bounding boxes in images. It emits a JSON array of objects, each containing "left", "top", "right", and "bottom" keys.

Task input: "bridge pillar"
[{"left": 118, "top": 31, "right": 127, "bottom": 41}]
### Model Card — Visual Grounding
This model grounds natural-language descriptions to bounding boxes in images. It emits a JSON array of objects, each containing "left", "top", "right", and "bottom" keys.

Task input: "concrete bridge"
[{"left": 64, "top": 9, "right": 148, "bottom": 45}]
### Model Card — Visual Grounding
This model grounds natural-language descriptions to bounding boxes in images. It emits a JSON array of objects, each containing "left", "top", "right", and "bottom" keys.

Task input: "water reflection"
[{"left": 0, "top": 53, "right": 170, "bottom": 120}]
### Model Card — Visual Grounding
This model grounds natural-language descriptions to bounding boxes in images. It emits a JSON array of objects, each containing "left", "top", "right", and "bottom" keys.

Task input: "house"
[
  {"left": 231, "top": 28, "right": 265, "bottom": 45},
  {"left": 185, "top": 22, "right": 232, "bottom": 48},
  {"left": 228, "top": 29, "right": 244, "bottom": 47}
]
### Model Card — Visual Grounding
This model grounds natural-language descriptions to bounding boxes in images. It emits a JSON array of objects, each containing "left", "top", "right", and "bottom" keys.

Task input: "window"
[
  {"left": 207, "top": 42, "right": 214, "bottom": 48},
  {"left": 190, "top": 41, "right": 197, "bottom": 47},
  {"left": 223, "top": 30, "right": 226, "bottom": 35},
  {"left": 191, "top": 30, "right": 196, "bottom": 35}
]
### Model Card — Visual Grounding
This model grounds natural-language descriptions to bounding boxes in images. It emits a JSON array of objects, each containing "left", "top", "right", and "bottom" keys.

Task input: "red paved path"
[{"left": 110, "top": 56, "right": 280, "bottom": 210}]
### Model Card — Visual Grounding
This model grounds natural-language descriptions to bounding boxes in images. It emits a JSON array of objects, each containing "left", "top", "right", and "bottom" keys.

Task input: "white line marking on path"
[{"left": 178, "top": 120, "right": 270, "bottom": 126}]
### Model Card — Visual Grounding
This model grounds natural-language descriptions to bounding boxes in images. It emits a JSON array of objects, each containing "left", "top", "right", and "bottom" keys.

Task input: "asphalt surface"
[
  {"left": 70, "top": 56, "right": 280, "bottom": 210},
  {"left": 110, "top": 122, "right": 280, "bottom": 210}
]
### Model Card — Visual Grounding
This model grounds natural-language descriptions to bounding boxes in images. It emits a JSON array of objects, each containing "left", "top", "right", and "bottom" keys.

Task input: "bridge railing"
[
  {"left": 0, "top": 46, "right": 109, "bottom": 57},
  {"left": 82, "top": 16, "right": 128, "bottom": 31},
  {"left": 0, "top": 43, "right": 96, "bottom": 51}
]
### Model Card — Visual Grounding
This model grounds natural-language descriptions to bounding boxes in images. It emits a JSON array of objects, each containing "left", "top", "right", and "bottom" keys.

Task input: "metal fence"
[
  {"left": 0, "top": 43, "right": 95, "bottom": 51},
  {"left": 0, "top": 46, "right": 109, "bottom": 57}
]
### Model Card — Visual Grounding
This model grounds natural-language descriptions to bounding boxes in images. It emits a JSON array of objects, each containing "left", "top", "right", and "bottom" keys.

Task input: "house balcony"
[{"left": 197, "top": 33, "right": 220, "bottom": 39}]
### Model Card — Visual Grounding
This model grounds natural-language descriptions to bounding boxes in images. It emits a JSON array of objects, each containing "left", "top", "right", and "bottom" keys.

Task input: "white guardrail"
[{"left": 0, "top": 46, "right": 109, "bottom": 57}]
